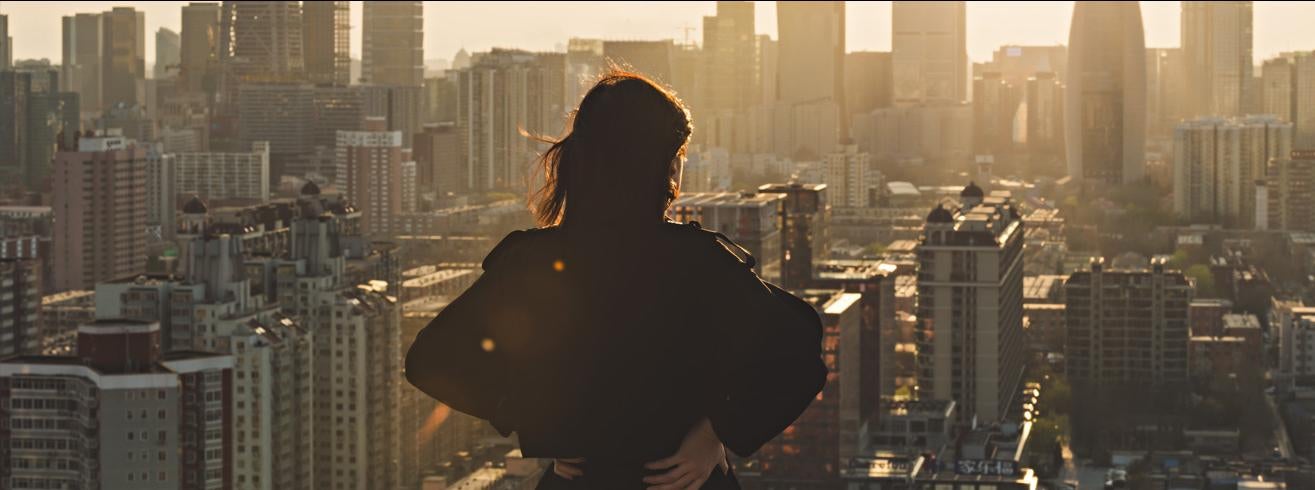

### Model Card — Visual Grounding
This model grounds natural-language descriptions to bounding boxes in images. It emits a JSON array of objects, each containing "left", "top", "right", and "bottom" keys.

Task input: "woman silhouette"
[{"left": 405, "top": 69, "right": 827, "bottom": 490}]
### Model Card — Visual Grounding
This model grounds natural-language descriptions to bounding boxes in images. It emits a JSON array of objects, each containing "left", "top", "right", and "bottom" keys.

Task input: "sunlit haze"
[{"left": 3, "top": 1, "right": 1315, "bottom": 67}]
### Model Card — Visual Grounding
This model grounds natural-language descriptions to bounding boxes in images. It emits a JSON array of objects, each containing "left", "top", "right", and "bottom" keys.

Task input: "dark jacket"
[{"left": 405, "top": 221, "right": 828, "bottom": 487}]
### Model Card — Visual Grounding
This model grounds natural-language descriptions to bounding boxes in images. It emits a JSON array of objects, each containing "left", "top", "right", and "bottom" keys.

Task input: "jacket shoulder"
[
  {"left": 481, "top": 226, "right": 561, "bottom": 271},
  {"left": 661, "top": 221, "right": 756, "bottom": 270}
]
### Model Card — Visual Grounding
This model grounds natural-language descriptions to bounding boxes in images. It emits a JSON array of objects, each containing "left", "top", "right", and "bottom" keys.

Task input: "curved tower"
[{"left": 1065, "top": 1, "right": 1147, "bottom": 185}]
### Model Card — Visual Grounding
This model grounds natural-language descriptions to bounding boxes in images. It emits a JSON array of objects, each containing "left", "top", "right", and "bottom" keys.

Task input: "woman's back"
[
  {"left": 406, "top": 221, "right": 826, "bottom": 464},
  {"left": 405, "top": 69, "right": 827, "bottom": 489}
]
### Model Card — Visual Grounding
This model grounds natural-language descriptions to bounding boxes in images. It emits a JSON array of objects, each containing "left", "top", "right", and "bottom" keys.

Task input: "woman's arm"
[
  {"left": 700, "top": 238, "right": 829, "bottom": 457},
  {"left": 405, "top": 231, "right": 525, "bottom": 428}
]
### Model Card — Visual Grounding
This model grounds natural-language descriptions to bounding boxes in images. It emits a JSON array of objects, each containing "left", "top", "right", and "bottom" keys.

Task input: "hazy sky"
[{"left": 2, "top": 1, "right": 1313, "bottom": 67}]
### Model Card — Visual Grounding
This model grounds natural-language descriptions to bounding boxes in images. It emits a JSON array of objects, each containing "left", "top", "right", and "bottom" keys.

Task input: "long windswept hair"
[{"left": 529, "top": 68, "right": 692, "bottom": 227}]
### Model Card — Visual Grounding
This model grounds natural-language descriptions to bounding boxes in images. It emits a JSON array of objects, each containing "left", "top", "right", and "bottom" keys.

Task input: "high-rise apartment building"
[
  {"left": 457, "top": 49, "right": 566, "bottom": 191},
  {"left": 1065, "top": 1, "right": 1147, "bottom": 185},
  {"left": 917, "top": 183, "right": 1025, "bottom": 423},
  {"left": 1172, "top": 116, "right": 1292, "bottom": 227},
  {"left": 362, "top": 1, "right": 424, "bottom": 87},
  {"left": 99, "top": 203, "right": 317, "bottom": 490},
  {"left": 1065, "top": 257, "right": 1193, "bottom": 387},
  {"left": 0, "top": 69, "right": 80, "bottom": 188},
  {"left": 1182, "top": 1, "right": 1253, "bottom": 117},
  {"left": 180, "top": 3, "right": 221, "bottom": 94},
  {"left": 52, "top": 135, "right": 147, "bottom": 292},
  {"left": 173, "top": 141, "right": 271, "bottom": 202},
  {"left": 0, "top": 257, "right": 40, "bottom": 356},
  {"left": 337, "top": 118, "right": 410, "bottom": 235},
  {"left": 1264, "top": 150, "right": 1315, "bottom": 232},
  {"left": 62, "top": 13, "right": 104, "bottom": 112},
  {"left": 892, "top": 1, "right": 967, "bottom": 104},
  {"left": 102, "top": 7, "right": 146, "bottom": 108},
  {"left": 156, "top": 28, "right": 181, "bottom": 80},
  {"left": 303, "top": 1, "right": 351, "bottom": 86},
  {"left": 824, "top": 144, "right": 876, "bottom": 208},
  {"left": 414, "top": 122, "right": 462, "bottom": 197},
  {"left": 0, "top": 319, "right": 233, "bottom": 490}
]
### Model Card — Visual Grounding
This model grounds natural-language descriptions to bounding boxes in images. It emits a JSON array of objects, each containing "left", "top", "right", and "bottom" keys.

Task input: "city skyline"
[{"left": 3, "top": 1, "right": 1315, "bottom": 69}]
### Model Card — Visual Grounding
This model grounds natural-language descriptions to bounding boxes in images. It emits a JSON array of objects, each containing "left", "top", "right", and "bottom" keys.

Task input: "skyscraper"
[
  {"left": 973, "top": 71, "right": 1023, "bottom": 157},
  {"left": 62, "top": 13, "right": 103, "bottom": 112},
  {"left": 52, "top": 134, "right": 147, "bottom": 292},
  {"left": 1182, "top": 1, "right": 1253, "bottom": 117},
  {"left": 0, "top": 70, "right": 80, "bottom": 188},
  {"left": 0, "top": 14, "right": 11, "bottom": 70},
  {"left": 702, "top": 1, "right": 757, "bottom": 115},
  {"left": 1261, "top": 52, "right": 1315, "bottom": 149},
  {"left": 777, "top": 1, "right": 845, "bottom": 106},
  {"left": 917, "top": 184, "right": 1025, "bottom": 423},
  {"left": 1065, "top": 1, "right": 1147, "bottom": 185},
  {"left": 1147, "top": 47, "right": 1188, "bottom": 136},
  {"left": 362, "top": 1, "right": 424, "bottom": 87},
  {"left": 102, "top": 7, "right": 146, "bottom": 108},
  {"left": 220, "top": 1, "right": 305, "bottom": 83},
  {"left": 892, "top": 1, "right": 967, "bottom": 104},
  {"left": 1026, "top": 72, "right": 1065, "bottom": 172},
  {"left": 303, "top": 1, "right": 350, "bottom": 86},
  {"left": 180, "top": 2, "right": 220, "bottom": 94},
  {"left": 1172, "top": 116, "right": 1292, "bottom": 227},
  {"left": 844, "top": 51, "right": 893, "bottom": 116},
  {"left": 155, "top": 27, "right": 180, "bottom": 80}
]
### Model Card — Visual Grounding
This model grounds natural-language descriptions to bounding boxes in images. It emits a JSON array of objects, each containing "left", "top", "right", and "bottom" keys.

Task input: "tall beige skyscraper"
[
  {"left": 1182, "top": 1, "right": 1253, "bottom": 117},
  {"left": 1065, "top": 1, "right": 1147, "bottom": 185},
  {"left": 362, "top": 1, "right": 424, "bottom": 87},
  {"left": 304, "top": 0, "right": 350, "bottom": 86},
  {"left": 892, "top": 1, "right": 967, "bottom": 104},
  {"left": 702, "top": 1, "right": 757, "bottom": 114},
  {"left": 101, "top": 7, "right": 146, "bottom": 108},
  {"left": 62, "top": 13, "right": 104, "bottom": 112},
  {"left": 776, "top": 2, "right": 844, "bottom": 107},
  {"left": 180, "top": 3, "right": 220, "bottom": 94}
]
